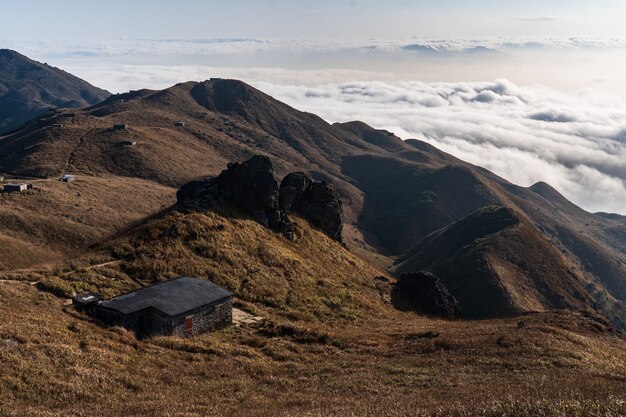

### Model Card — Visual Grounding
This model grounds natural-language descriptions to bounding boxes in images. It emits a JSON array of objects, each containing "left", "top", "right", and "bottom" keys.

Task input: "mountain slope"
[
  {"left": 1, "top": 207, "right": 625, "bottom": 416},
  {"left": 1, "top": 77, "right": 625, "bottom": 326},
  {"left": 0, "top": 176, "right": 175, "bottom": 271},
  {"left": 40, "top": 207, "right": 389, "bottom": 324},
  {"left": 0, "top": 49, "right": 110, "bottom": 134},
  {"left": 394, "top": 206, "right": 625, "bottom": 325}
]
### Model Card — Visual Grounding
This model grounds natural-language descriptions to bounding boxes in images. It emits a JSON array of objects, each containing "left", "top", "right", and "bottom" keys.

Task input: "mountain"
[
  {"left": 0, "top": 176, "right": 174, "bottom": 271},
  {"left": 2, "top": 207, "right": 625, "bottom": 416},
  {"left": 0, "top": 49, "right": 110, "bottom": 134},
  {"left": 1, "top": 77, "right": 625, "bottom": 327},
  {"left": 395, "top": 206, "right": 600, "bottom": 319},
  {"left": 1, "top": 72, "right": 626, "bottom": 416}
]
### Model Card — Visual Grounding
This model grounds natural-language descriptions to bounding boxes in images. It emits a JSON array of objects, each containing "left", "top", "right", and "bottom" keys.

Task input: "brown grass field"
[
  {"left": 0, "top": 175, "right": 175, "bottom": 271},
  {"left": 0, "top": 209, "right": 624, "bottom": 417}
]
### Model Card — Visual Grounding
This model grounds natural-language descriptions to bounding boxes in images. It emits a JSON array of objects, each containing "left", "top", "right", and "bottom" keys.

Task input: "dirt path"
[
  {"left": 65, "top": 136, "right": 85, "bottom": 172},
  {"left": 87, "top": 260, "right": 122, "bottom": 269},
  {"left": 0, "top": 260, "right": 121, "bottom": 286},
  {"left": 232, "top": 308, "right": 264, "bottom": 326},
  {"left": 59, "top": 259, "right": 122, "bottom": 277}
]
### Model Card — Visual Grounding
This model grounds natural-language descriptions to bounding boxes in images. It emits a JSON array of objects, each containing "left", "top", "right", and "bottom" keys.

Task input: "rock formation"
[
  {"left": 280, "top": 172, "right": 343, "bottom": 241},
  {"left": 394, "top": 271, "right": 461, "bottom": 320},
  {"left": 177, "top": 156, "right": 343, "bottom": 241}
]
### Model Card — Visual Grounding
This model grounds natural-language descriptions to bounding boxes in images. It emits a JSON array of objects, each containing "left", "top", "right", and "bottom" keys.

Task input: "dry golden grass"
[
  {"left": 0, "top": 280, "right": 624, "bottom": 417},
  {"left": 0, "top": 175, "right": 175, "bottom": 270},
  {"left": 38, "top": 209, "right": 389, "bottom": 323},
  {"left": 0, "top": 209, "right": 624, "bottom": 416}
]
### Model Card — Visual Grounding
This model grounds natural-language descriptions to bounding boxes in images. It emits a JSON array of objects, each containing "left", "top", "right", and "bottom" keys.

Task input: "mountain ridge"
[
  {"left": 0, "top": 49, "right": 110, "bottom": 134},
  {"left": 1, "top": 74, "right": 624, "bottom": 327}
]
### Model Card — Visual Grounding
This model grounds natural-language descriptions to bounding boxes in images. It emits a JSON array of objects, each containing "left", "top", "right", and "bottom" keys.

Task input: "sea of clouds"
[
  {"left": 8, "top": 36, "right": 626, "bottom": 58},
  {"left": 4, "top": 37, "right": 626, "bottom": 214},
  {"left": 259, "top": 79, "right": 626, "bottom": 214}
]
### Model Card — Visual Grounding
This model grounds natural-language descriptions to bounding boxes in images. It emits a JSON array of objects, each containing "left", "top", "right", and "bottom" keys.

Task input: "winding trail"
[{"left": 59, "top": 259, "right": 123, "bottom": 277}]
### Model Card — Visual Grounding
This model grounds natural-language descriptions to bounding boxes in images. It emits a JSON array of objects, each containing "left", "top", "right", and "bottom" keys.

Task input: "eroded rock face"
[
  {"left": 280, "top": 173, "right": 343, "bottom": 241},
  {"left": 394, "top": 271, "right": 461, "bottom": 320},
  {"left": 176, "top": 180, "right": 205, "bottom": 202},
  {"left": 279, "top": 172, "right": 312, "bottom": 211},
  {"left": 177, "top": 156, "right": 342, "bottom": 241},
  {"left": 177, "top": 155, "right": 291, "bottom": 233},
  {"left": 213, "top": 156, "right": 286, "bottom": 230}
]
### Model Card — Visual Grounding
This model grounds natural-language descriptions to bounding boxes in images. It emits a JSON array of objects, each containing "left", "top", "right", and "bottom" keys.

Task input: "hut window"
[{"left": 185, "top": 316, "right": 193, "bottom": 333}]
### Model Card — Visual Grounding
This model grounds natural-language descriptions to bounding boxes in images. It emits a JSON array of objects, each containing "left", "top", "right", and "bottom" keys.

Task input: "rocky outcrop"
[
  {"left": 280, "top": 173, "right": 343, "bottom": 241},
  {"left": 177, "top": 155, "right": 291, "bottom": 234},
  {"left": 279, "top": 172, "right": 312, "bottom": 211},
  {"left": 177, "top": 156, "right": 343, "bottom": 241},
  {"left": 393, "top": 271, "right": 461, "bottom": 320}
]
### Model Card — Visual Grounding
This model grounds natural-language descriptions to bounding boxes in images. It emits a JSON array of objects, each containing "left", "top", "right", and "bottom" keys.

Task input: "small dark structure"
[
  {"left": 72, "top": 292, "right": 102, "bottom": 310},
  {"left": 74, "top": 277, "right": 233, "bottom": 339},
  {"left": 175, "top": 121, "right": 186, "bottom": 127},
  {"left": 121, "top": 140, "right": 137, "bottom": 146},
  {"left": 113, "top": 124, "right": 129, "bottom": 130},
  {"left": 3, "top": 183, "right": 32, "bottom": 193},
  {"left": 59, "top": 174, "right": 75, "bottom": 182}
]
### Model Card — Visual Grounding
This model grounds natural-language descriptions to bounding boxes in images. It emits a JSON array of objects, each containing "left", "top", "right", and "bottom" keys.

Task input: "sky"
[
  {"left": 2, "top": 1, "right": 626, "bottom": 39},
  {"left": 2, "top": 1, "right": 626, "bottom": 214}
]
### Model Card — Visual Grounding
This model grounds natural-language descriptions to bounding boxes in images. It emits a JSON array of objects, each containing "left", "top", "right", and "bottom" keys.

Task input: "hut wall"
[
  {"left": 92, "top": 297, "right": 232, "bottom": 338},
  {"left": 170, "top": 296, "right": 233, "bottom": 337},
  {"left": 147, "top": 309, "right": 169, "bottom": 336},
  {"left": 93, "top": 307, "right": 130, "bottom": 328}
]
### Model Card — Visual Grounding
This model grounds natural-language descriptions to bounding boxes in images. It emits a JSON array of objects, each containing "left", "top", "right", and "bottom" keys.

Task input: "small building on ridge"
[
  {"left": 74, "top": 277, "right": 233, "bottom": 339},
  {"left": 4, "top": 183, "right": 32, "bottom": 193}
]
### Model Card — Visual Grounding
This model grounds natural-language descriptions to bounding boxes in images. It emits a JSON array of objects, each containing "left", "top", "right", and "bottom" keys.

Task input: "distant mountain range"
[
  {"left": 0, "top": 55, "right": 624, "bottom": 328},
  {"left": 0, "top": 49, "right": 109, "bottom": 134}
]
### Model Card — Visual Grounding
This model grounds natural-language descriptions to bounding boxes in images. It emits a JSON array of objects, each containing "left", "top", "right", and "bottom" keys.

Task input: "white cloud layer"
[
  {"left": 257, "top": 79, "right": 626, "bottom": 214},
  {"left": 8, "top": 36, "right": 626, "bottom": 98},
  {"left": 6, "top": 37, "right": 625, "bottom": 58}
]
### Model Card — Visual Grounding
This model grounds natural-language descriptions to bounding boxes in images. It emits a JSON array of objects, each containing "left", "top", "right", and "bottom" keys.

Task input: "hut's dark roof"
[{"left": 98, "top": 277, "right": 232, "bottom": 316}]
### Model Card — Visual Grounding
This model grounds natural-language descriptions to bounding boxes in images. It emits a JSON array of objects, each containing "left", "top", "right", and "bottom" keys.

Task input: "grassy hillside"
[
  {"left": 0, "top": 175, "right": 175, "bottom": 270},
  {"left": 1, "top": 208, "right": 625, "bottom": 416},
  {"left": 396, "top": 208, "right": 597, "bottom": 315},
  {"left": 37, "top": 208, "right": 388, "bottom": 324}
]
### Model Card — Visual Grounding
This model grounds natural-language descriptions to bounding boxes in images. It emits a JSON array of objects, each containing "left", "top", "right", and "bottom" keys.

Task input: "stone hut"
[{"left": 74, "top": 277, "right": 233, "bottom": 339}]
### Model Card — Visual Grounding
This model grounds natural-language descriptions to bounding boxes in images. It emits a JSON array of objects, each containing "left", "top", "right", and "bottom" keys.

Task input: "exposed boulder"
[
  {"left": 279, "top": 172, "right": 312, "bottom": 211},
  {"left": 176, "top": 180, "right": 205, "bottom": 202},
  {"left": 393, "top": 271, "right": 461, "bottom": 320},
  {"left": 177, "top": 156, "right": 343, "bottom": 241},
  {"left": 213, "top": 156, "right": 288, "bottom": 231},
  {"left": 214, "top": 157, "right": 279, "bottom": 214},
  {"left": 279, "top": 172, "right": 343, "bottom": 241},
  {"left": 177, "top": 155, "right": 292, "bottom": 235}
]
